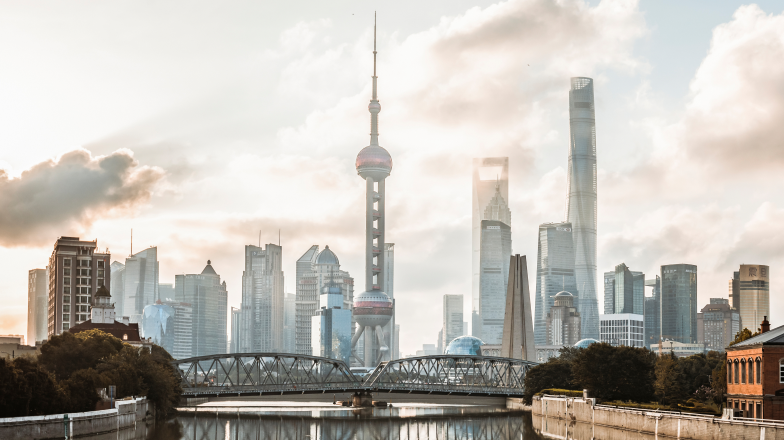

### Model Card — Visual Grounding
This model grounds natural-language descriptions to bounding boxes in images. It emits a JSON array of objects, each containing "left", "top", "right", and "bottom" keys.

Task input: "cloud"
[{"left": 0, "top": 149, "right": 163, "bottom": 246}]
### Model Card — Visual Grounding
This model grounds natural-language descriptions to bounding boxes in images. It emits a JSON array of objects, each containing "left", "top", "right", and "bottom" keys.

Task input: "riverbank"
[
  {"left": 533, "top": 395, "right": 784, "bottom": 439},
  {"left": 0, "top": 397, "right": 150, "bottom": 440}
]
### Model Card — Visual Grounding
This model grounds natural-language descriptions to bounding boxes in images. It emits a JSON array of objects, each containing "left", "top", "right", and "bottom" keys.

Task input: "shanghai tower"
[{"left": 566, "top": 77, "right": 599, "bottom": 340}]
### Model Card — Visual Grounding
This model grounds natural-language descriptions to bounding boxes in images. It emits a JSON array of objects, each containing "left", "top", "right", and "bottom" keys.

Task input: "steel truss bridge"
[{"left": 173, "top": 353, "right": 537, "bottom": 399}]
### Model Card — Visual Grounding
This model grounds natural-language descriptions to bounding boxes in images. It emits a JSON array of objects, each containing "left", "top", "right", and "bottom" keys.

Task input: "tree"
[
  {"left": 729, "top": 328, "right": 760, "bottom": 346},
  {"left": 523, "top": 360, "right": 575, "bottom": 403},
  {"left": 710, "top": 354, "right": 727, "bottom": 405},
  {"left": 0, "top": 357, "right": 67, "bottom": 417},
  {"left": 63, "top": 368, "right": 104, "bottom": 412},
  {"left": 571, "top": 343, "right": 656, "bottom": 402},
  {"left": 39, "top": 330, "right": 124, "bottom": 380},
  {"left": 677, "top": 352, "right": 721, "bottom": 396},
  {"left": 655, "top": 352, "right": 686, "bottom": 404}
]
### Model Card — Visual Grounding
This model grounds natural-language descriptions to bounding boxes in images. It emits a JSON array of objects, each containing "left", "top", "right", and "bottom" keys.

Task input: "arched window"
[
  {"left": 734, "top": 361, "right": 739, "bottom": 384},
  {"left": 741, "top": 359, "right": 746, "bottom": 384},
  {"left": 748, "top": 359, "right": 754, "bottom": 384},
  {"left": 756, "top": 358, "right": 761, "bottom": 384},
  {"left": 780, "top": 358, "right": 784, "bottom": 383},
  {"left": 728, "top": 361, "right": 732, "bottom": 384}
]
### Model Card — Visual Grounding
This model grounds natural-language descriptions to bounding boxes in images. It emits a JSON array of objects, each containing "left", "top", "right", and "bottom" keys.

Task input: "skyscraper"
[
  {"left": 110, "top": 261, "right": 125, "bottom": 310},
  {"left": 603, "top": 264, "right": 644, "bottom": 315},
  {"left": 239, "top": 244, "right": 284, "bottom": 352},
  {"left": 350, "top": 17, "right": 394, "bottom": 368},
  {"left": 644, "top": 276, "right": 661, "bottom": 346},
  {"left": 311, "top": 276, "right": 352, "bottom": 363},
  {"left": 230, "top": 306, "right": 240, "bottom": 353},
  {"left": 546, "top": 291, "right": 581, "bottom": 346},
  {"left": 47, "top": 237, "right": 111, "bottom": 337},
  {"left": 661, "top": 264, "right": 698, "bottom": 343},
  {"left": 442, "top": 294, "right": 464, "bottom": 350},
  {"left": 295, "top": 246, "right": 354, "bottom": 355},
  {"left": 566, "top": 77, "right": 599, "bottom": 340},
  {"left": 697, "top": 298, "right": 739, "bottom": 352},
  {"left": 120, "top": 246, "right": 159, "bottom": 323},
  {"left": 501, "top": 255, "right": 536, "bottom": 361},
  {"left": 175, "top": 260, "right": 228, "bottom": 356},
  {"left": 283, "top": 292, "right": 296, "bottom": 353},
  {"left": 383, "top": 243, "right": 396, "bottom": 359},
  {"left": 27, "top": 268, "right": 48, "bottom": 344},
  {"left": 141, "top": 302, "right": 176, "bottom": 355},
  {"left": 472, "top": 157, "right": 509, "bottom": 336},
  {"left": 735, "top": 264, "right": 770, "bottom": 332},
  {"left": 477, "top": 185, "right": 512, "bottom": 344},
  {"left": 534, "top": 222, "right": 577, "bottom": 346}
]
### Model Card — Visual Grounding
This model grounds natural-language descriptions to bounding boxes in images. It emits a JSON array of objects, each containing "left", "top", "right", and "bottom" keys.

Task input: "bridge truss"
[{"left": 173, "top": 353, "right": 536, "bottom": 398}]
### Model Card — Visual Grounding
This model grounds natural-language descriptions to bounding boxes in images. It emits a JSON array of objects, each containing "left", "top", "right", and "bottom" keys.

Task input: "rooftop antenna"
[
  {"left": 130, "top": 228, "right": 133, "bottom": 256},
  {"left": 258, "top": 230, "right": 261, "bottom": 248}
]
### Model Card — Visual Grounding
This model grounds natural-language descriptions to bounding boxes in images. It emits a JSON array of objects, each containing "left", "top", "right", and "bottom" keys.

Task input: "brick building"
[{"left": 726, "top": 317, "right": 784, "bottom": 420}]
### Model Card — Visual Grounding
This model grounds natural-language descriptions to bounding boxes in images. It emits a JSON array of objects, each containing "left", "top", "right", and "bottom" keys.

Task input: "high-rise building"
[
  {"left": 546, "top": 291, "right": 581, "bottom": 346},
  {"left": 600, "top": 313, "right": 644, "bottom": 347},
  {"left": 175, "top": 260, "right": 228, "bottom": 357},
  {"left": 120, "top": 247, "right": 159, "bottom": 323},
  {"left": 239, "top": 244, "right": 284, "bottom": 352},
  {"left": 27, "top": 268, "right": 48, "bottom": 344},
  {"left": 661, "top": 264, "right": 698, "bottom": 343},
  {"left": 230, "top": 307, "right": 241, "bottom": 353},
  {"left": 159, "top": 300, "right": 193, "bottom": 359},
  {"left": 382, "top": 243, "right": 396, "bottom": 361},
  {"left": 442, "top": 294, "right": 463, "bottom": 350},
  {"left": 697, "top": 298, "right": 739, "bottom": 352},
  {"left": 603, "top": 264, "right": 644, "bottom": 315},
  {"left": 295, "top": 246, "right": 354, "bottom": 356},
  {"left": 311, "top": 276, "right": 352, "bottom": 363},
  {"left": 110, "top": 261, "right": 125, "bottom": 308},
  {"left": 644, "top": 276, "right": 661, "bottom": 346},
  {"left": 141, "top": 302, "right": 176, "bottom": 355},
  {"left": 478, "top": 215, "right": 512, "bottom": 344},
  {"left": 534, "top": 222, "right": 578, "bottom": 346},
  {"left": 472, "top": 157, "right": 509, "bottom": 337},
  {"left": 566, "top": 77, "right": 599, "bottom": 340},
  {"left": 394, "top": 324, "right": 400, "bottom": 360},
  {"left": 159, "top": 283, "right": 175, "bottom": 301},
  {"left": 735, "top": 265, "right": 770, "bottom": 332},
  {"left": 283, "top": 293, "right": 296, "bottom": 353},
  {"left": 350, "top": 18, "right": 394, "bottom": 369},
  {"left": 501, "top": 255, "right": 536, "bottom": 361},
  {"left": 47, "top": 237, "right": 111, "bottom": 337}
]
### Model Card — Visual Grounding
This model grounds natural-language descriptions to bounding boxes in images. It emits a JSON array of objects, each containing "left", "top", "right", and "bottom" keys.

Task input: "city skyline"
[{"left": 3, "top": 1, "right": 784, "bottom": 357}]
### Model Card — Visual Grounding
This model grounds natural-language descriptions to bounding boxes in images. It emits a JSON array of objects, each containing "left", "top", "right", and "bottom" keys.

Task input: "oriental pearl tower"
[{"left": 350, "top": 15, "right": 394, "bottom": 368}]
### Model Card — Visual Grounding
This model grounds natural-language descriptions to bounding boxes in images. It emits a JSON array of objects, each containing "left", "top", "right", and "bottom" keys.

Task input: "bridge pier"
[{"left": 351, "top": 391, "right": 373, "bottom": 407}]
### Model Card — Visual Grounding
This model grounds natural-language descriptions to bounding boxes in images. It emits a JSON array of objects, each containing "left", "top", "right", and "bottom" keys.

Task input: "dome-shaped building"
[
  {"left": 444, "top": 336, "right": 486, "bottom": 356},
  {"left": 353, "top": 290, "right": 393, "bottom": 329},
  {"left": 315, "top": 246, "right": 340, "bottom": 266},
  {"left": 574, "top": 338, "right": 600, "bottom": 349}
]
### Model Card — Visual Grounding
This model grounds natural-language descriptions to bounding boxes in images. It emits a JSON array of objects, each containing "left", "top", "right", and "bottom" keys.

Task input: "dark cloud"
[{"left": 0, "top": 149, "right": 163, "bottom": 246}]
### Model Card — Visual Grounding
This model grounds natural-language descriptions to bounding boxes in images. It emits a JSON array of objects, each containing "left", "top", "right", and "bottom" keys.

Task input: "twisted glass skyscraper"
[{"left": 566, "top": 77, "right": 599, "bottom": 339}]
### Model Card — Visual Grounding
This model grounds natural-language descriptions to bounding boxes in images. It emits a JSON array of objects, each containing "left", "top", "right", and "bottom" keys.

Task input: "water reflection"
[{"left": 531, "top": 413, "right": 656, "bottom": 440}]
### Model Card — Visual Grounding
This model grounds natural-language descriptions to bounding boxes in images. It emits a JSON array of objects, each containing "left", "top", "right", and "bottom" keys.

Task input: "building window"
[
  {"left": 64, "top": 286, "right": 70, "bottom": 294},
  {"left": 62, "top": 323, "right": 69, "bottom": 331},
  {"left": 63, "top": 305, "right": 70, "bottom": 313},
  {"left": 62, "top": 314, "right": 69, "bottom": 322},
  {"left": 63, "top": 295, "right": 70, "bottom": 304},
  {"left": 64, "top": 277, "right": 70, "bottom": 285},
  {"left": 757, "top": 402, "right": 762, "bottom": 419},
  {"left": 756, "top": 359, "right": 761, "bottom": 383},
  {"left": 748, "top": 359, "right": 754, "bottom": 384},
  {"left": 122, "top": 334, "right": 128, "bottom": 340},
  {"left": 741, "top": 360, "right": 746, "bottom": 384},
  {"left": 64, "top": 259, "right": 71, "bottom": 267},
  {"left": 97, "top": 260, "right": 105, "bottom": 268},
  {"left": 734, "top": 361, "right": 739, "bottom": 384},
  {"left": 780, "top": 359, "right": 784, "bottom": 383},
  {"left": 64, "top": 268, "right": 71, "bottom": 276}
]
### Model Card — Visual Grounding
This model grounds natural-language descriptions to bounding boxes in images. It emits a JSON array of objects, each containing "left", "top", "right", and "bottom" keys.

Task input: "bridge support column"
[{"left": 351, "top": 391, "right": 373, "bottom": 407}]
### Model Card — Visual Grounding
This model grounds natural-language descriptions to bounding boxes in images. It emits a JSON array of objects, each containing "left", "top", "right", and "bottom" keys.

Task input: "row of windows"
[
  {"left": 729, "top": 358, "right": 762, "bottom": 384},
  {"left": 62, "top": 258, "right": 105, "bottom": 268}
]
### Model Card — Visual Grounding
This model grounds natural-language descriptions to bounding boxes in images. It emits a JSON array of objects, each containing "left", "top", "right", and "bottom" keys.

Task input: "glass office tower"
[
  {"left": 603, "top": 264, "right": 643, "bottom": 315},
  {"left": 121, "top": 247, "right": 159, "bottom": 323},
  {"left": 661, "top": 264, "right": 698, "bottom": 343},
  {"left": 644, "top": 276, "right": 661, "bottom": 346},
  {"left": 534, "top": 222, "right": 578, "bottom": 346},
  {"left": 566, "top": 77, "right": 599, "bottom": 339},
  {"left": 175, "top": 261, "right": 228, "bottom": 357}
]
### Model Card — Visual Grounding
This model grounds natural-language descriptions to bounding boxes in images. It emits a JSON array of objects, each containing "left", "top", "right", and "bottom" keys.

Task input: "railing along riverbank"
[
  {"left": 0, "top": 397, "right": 149, "bottom": 439},
  {"left": 532, "top": 395, "right": 784, "bottom": 439}
]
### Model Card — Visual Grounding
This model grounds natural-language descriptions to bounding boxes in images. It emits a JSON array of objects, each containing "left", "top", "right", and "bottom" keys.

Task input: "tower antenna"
[
  {"left": 130, "top": 228, "right": 133, "bottom": 256},
  {"left": 258, "top": 230, "right": 261, "bottom": 247}
]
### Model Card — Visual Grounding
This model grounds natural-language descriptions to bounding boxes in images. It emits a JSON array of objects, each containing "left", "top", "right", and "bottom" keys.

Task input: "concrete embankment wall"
[
  {"left": 532, "top": 395, "right": 784, "bottom": 439},
  {"left": 0, "top": 397, "right": 149, "bottom": 440}
]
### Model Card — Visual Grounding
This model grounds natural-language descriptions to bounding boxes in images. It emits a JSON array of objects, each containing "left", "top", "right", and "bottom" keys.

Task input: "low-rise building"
[
  {"left": 726, "top": 317, "right": 784, "bottom": 420},
  {"left": 600, "top": 313, "right": 644, "bottom": 347},
  {"left": 650, "top": 339, "right": 705, "bottom": 357},
  {"left": 536, "top": 345, "right": 565, "bottom": 363}
]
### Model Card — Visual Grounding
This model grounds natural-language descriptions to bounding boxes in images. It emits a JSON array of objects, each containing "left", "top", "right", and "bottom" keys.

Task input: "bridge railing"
[
  {"left": 362, "top": 355, "right": 536, "bottom": 396},
  {"left": 173, "top": 353, "right": 361, "bottom": 395}
]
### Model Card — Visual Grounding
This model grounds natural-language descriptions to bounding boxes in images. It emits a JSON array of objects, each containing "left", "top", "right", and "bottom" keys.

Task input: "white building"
[
  {"left": 651, "top": 339, "right": 706, "bottom": 358},
  {"left": 599, "top": 313, "right": 644, "bottom": 347}
]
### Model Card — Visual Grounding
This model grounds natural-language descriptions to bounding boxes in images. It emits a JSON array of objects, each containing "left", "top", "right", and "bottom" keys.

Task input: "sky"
[{"left": 1, "top": 0, "right": 783, "bottom": 356}]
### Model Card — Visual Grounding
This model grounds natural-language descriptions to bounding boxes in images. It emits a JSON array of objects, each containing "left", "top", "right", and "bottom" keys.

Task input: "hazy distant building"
[
  {"left": 239, "top": 244, "right": 284, "bottom": 352},
  {"left": 47, "top": 237, "right": 111, "bottom": 337},
  {"left": 110, "top": 261, "right": 125, "bottom": 308},
  {"left": 697, "top": 298, "right": 739, "bottom": 352},
  {"left": 661, "top": 264, "right": 698, "bottom": 343},
  {"left": 394, "top": 324, "right": 400, "bottom": 360},
  {"left": 141, "top": 302, "right": 176, "bottom": 355},
  {"left": 294, "top": 246, "right": 354, "bottom": 355},
  {"left": 734, "top": 265, "right": 770, "bottom": 332},
  {"left": 472, "top": 157, "right": 508, "bottom": 337},
  {"left": 159, "top": 283, "right": 175, "bottom": 301},
  {"left": 27, "top": 268, "right": 48, "bottom": 344},
  {"left": 644, "top": 276, "right": 661, "bottom": 346},
  {"left": 175, "top": 260, "right": 228, "bottom": 357},
  {"left": 478, "top": 212, "right": 512, "bottom": 343},
  {"left": 159, "top": 300, "right": 193, "bottom": 359},
  {"left": 311, "top": 277, "right": 352, "bottom": 363},
  {"left": 546, "top": 291, "right": 581, "bottom": 346},
  {"left": 534, "top": 222, "right": 578, "bottom": 346},
  {"left": 600, "top": 313, "right": 644, "bottom": 347},
  {"left": 603, "top": 264, "right": 643, "bottom": 315},
  {"left": 382, "top": 243, "right": 396, "bottom": 361},
  {"left": 119, "top": 247, "right": 159, "bottom": 323},
  {"left": 230, "top": 307, "right": 240, "bottom": 353},
  {"left": 566, "top": 77, "right": 599, "bottom": 340},
  {"left": 442, "top": 294, "right": 464, "bottom": 350},
  {"left": 653, "top": 339, "right": 705, "bottom": 358},
  {"left": 283, "top": 293, "right": 296, "bottom": 353}
]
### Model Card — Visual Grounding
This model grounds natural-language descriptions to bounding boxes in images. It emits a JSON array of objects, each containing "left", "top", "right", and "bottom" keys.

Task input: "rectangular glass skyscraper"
[
  {"left": 534, "top": 222, "right": 578, "bottom": 346},
  {"left": 603, "top": 264, "right": 643, "bottom": 315},
  {"left": 240, "top": 244, "right": 284, "bottom": 352},
  {"left": 566, "top": 77, "right": 599, "bottom": 339},
  {"left": 661, "top": 264, "right": 697, "bottom": 344},
  {"left": 478, "top": 219, "right": 512, "bottom": 344},
  {"left": 120, "top": 246, "right": 159, "bottom": 323}
]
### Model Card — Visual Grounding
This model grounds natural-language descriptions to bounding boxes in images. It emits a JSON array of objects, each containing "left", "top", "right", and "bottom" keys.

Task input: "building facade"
[
  {"left": 47, "top": 237, "right": 111, "bottom": 337},
  {"left": 117, "top": 247, "right": 159, "bottom": 323},
  {"left": 472, "top": 157, "right": 509, "bottom": 337},
  {"left": 603, "top": 264, "right": 644, "bottom": 315},
  {"left": 442, "top": 294, "right": 464, "bottom": 351},
  {"left": 311, "top": 279, "right": 352, "bottom": 363},
  {"left": 661, "top": 264, "right": 698, "bottom": 343},
  {"left": 294, "top": 246, "right": 354, "bottom": 356},
  {"left": 644, "top": 276, "right": 661, "bottom": 347},
  {"left": 651, "top": 340, "right": 705, "bottom": 357},
  {"left": 230, "top": 306, "right": 240, "bottom": 353},
  {"left": 283, "top": 293, "right": 296, "bottom": 353},
  {"left": 696, "top": 298, "right": 739, "bottom": 352},
  {"left": 158, "top": 300, "right": 193, "bottom": 359},
  {"left": 175, "top": 261, "right": 228, "bottom": 357},
  {"left": 27, "top": 268, "right": 48, "bottom": 344},
  {"left": 736, "top": 264, "right": 770, "bottom": 333},
  {"left": 725, "top": 320, "right": 784, "bottom": 420},
  {"left": 239, "top": 244, "right": 284, "bottom": 352},
  {"left": 566, "top": 77, "right": 599, "bottom": 340},
  {"left": 600, "top": 313, "right": 644, "bottom": 347},
  {"left": 546, "top": 291, "right": 581, "bottom": 346},
  {"left": 382, "top": 243, "right": 396, "bottom": 360},
  {"left": 534, "top": 222, "right": 578, "bottom": 346},
  {"left": 141, "top": 302, "right": 176, "bottom": 355},
  {"left": 478, "top": 216, "right": 512, "bottom": 344}
]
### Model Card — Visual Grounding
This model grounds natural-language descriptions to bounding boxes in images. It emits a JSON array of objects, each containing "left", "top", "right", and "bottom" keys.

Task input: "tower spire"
[{"left": 369, "top": 12, "right": 380, "bottom": 147}]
